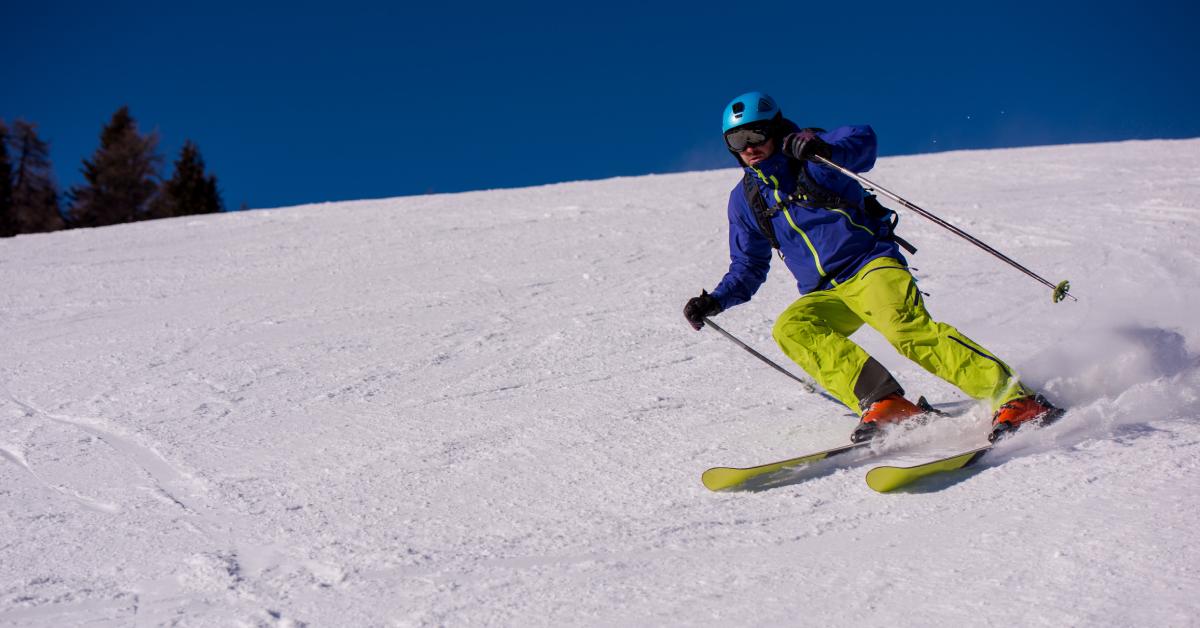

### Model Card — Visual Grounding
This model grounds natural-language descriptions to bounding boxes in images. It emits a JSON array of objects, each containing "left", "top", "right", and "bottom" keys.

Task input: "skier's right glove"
[
  {"left": 683, "top": 290, "right": 722, "bottom": 331},
  {"left": 782, "top": 130, "right": 832, "bottom": 162}
]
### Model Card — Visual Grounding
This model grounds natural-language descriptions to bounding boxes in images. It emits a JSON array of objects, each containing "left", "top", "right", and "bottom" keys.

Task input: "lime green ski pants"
[{"left": 772, "top": 256, "right": 1028, "bottom": 416}]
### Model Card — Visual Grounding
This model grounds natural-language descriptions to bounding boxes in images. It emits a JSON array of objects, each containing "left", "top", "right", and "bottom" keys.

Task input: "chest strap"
[{"left": 741, "top": 165, "right": 918, "bottom": 256}]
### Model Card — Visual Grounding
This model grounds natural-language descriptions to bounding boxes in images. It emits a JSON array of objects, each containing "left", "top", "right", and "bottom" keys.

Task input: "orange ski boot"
[
  {"left": 850, "top": 393, "right": 926, "bottom": 443},
  {"left": 988, "top": 394, "right": 1064, "bottom": 442}
]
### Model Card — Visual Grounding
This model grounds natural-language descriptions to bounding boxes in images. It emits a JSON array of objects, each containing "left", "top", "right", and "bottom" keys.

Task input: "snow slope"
[{"left": 2, "top": 139, "right": 1199, "bottom": 626}]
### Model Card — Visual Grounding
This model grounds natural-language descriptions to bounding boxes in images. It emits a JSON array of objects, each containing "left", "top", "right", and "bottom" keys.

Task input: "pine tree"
[
  {"left": 67, "top": 106, "right": 161, "bottom": 228},
  {"left": 0, "top": 120, "right": 14, "bottom": 237},
  {"left": 7, "top": 120, "right": 64, "bottom": 235},
  {"left": 151, "top": 140, "right": 224, "bottom": 218}
]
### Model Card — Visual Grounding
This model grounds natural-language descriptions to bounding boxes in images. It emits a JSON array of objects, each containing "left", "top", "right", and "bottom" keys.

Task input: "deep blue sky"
[{"left": 4, "top": 0, "right": 1198, "bottom": 210}]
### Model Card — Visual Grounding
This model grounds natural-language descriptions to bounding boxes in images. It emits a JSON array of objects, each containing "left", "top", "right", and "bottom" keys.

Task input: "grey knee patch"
[{"left": 855, "top": 357, "right": 904, "bottom": 410}]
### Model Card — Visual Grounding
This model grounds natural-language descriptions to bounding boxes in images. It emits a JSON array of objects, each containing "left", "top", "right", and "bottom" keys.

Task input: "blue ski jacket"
[{"left": 710, "top": 124, "right": 905, "bottom": 310}]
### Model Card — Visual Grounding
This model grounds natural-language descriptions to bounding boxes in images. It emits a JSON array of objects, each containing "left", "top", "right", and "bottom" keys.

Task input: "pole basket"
[{"left": 1052, "top": 280, "right": 1072, "bottom": 304}]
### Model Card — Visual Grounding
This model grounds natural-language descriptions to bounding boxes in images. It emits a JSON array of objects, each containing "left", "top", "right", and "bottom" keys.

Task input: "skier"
[{"left": 684, "top": 91, "right": 1059, "bottom": 443}]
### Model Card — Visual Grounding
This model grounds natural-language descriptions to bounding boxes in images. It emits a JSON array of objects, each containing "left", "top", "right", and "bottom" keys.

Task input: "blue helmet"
[{"left": 722, "top": 91, "right": 781, "bottom": 133}]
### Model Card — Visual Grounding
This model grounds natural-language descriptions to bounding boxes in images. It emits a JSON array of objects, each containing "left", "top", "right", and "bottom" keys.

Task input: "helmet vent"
[
  {"left": 759, "top": 98, "right": 774, "bottom": 112},
  {"left": 731, "top": 102, "right": 745, "bottom": 116}
]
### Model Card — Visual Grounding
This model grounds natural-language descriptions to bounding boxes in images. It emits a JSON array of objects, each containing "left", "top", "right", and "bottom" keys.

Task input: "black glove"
[
  {"left": 782, "top": 130, "right": 832, "bottom": 162},
  {"left": 683, "top": 290, "right": 722, "bottom": 330}
]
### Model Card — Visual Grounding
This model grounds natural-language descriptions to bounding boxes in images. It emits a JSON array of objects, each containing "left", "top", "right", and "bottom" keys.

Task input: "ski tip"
[
  {"left": 701, "top": 468, "right": 744, "bottom": 492},
  {"left": 865, "top": 446, "right": 993, "bottom": 493},
  {"left": 864, "top": 466, "right": 908, "bottom": 493}
]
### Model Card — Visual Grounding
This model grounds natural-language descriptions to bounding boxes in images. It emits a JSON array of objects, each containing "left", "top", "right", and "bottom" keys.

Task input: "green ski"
[
  {"left": 702, "top": 441, "right": 872, "bottom": 491},
  {"left": 866, "top": 403, "right": 1068, "bottom": 492},
  {"left": 704, "top": 397, "right": 951, "bottom": 491},
  {"left": 864, "top": 445, "right": 992, "bottom": 492}
]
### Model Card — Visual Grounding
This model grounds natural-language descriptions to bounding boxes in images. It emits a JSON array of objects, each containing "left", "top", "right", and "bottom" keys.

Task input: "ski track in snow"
[{"left": 1, "top": 139, "right": 1199, "bottom": 626}]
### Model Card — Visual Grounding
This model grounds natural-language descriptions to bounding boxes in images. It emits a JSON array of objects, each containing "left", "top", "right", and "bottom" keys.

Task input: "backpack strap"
[
  {"left": 789, "top": 153, "right": 853, "bottom": 211},
  {"left": 741, "top": 172, "right": 781, "bottom": 253},
  {"left": 792, "top": 150, "right": 921, "bottom": 256},
  {"left": 864, "top": 194, "right": 918, "bottom": 255},
  {"left": 741, "top": 159, "right": 919, "bottom": 259}
]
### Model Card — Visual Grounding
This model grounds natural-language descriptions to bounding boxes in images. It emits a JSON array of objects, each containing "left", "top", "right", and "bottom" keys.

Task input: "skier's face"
[{"left": 739, "top": 137, "right": 775, "bottom": 166}]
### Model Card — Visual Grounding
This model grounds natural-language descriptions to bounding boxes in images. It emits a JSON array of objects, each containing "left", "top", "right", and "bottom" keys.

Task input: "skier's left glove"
[
  {"left": 782, "top": 130, "right": 832, "bottom": 162},
  {"left": 684, "top": 290, "right": 722, "bottom": 331}
]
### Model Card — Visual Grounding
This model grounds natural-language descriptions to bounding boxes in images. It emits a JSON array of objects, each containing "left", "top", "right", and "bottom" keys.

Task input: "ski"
[
  {"left": 702, "top": 440, "right": 873, "bottom": 491},
  {"left": 864, "top": 406, "right": 1067, "bottom": 492},
  {"left": 864, "top": 444, "right": 992, "bottom": 493},
  {"left": 703, "top": 397, "right": 950, "bottom": 491}
]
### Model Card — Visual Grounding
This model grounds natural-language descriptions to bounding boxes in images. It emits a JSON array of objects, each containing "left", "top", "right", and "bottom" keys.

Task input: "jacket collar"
[{"left": 743, "top": 151, "right": 795, "bottom": 196}]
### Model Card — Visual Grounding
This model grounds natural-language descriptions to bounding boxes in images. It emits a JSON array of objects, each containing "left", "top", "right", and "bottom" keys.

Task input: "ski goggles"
[{"left": 724, "top": 125, "right": 772, "bottom": 152}]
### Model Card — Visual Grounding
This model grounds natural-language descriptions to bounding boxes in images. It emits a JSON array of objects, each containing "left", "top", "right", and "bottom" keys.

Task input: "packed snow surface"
[{"left": 2, "top": 139, "right": 1199, "bottom": 626}]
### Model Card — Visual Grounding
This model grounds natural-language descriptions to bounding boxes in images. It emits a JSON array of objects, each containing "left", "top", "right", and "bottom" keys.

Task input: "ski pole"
[
  {"left": 703, "top": 317, "right": 844, "bottom": 407},
  {"left": 813, "top": 155, "right": 1076, "bottom": 303}
]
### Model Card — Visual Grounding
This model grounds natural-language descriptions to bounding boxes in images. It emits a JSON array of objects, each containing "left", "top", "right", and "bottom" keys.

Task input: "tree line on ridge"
[{"left": 1, "top": 106, "right": 224, "bottom": 238}]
